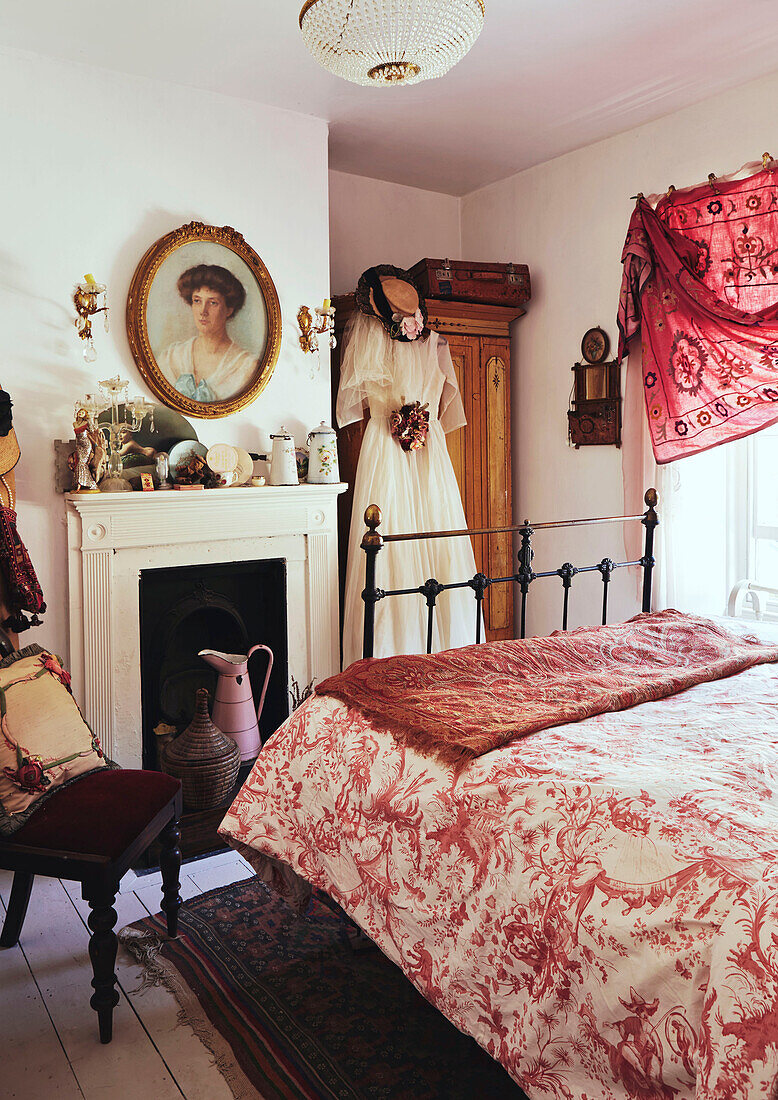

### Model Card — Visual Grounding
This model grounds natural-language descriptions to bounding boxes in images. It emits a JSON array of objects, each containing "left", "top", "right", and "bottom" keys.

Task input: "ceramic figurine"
[{"left": 69, "top": 406, "right": 101, "bottom": 492}]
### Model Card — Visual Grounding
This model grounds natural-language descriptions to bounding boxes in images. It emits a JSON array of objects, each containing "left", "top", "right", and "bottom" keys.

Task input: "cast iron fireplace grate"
[{"left": 138, "top": 558, "right": 288, "bottom": 859}]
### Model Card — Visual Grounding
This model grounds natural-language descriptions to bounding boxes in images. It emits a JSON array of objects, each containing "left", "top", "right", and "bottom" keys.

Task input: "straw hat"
[
  {"left": 0, "top": 388, "right": 19, "bottom": 510},
  {"left": 355, "top": 264, "right": 429, "bottom": 342}
]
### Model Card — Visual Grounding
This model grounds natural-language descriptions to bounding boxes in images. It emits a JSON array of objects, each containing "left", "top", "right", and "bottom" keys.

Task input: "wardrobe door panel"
[
  {"left": 445, "top": 337, "right": 485, "bottom": 583},
  {"left": 481, "top": 339, "right": 512, "bottom": 638}
]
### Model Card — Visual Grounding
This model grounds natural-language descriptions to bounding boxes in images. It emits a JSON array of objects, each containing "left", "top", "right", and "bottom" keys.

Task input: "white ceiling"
[{"left": 3, "top": 0, "right": 778, "bottom": 195}]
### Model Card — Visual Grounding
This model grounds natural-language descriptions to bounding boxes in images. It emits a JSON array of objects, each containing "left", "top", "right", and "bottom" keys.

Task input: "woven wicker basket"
[{"left": 160, "top": 687, "right": 241, "bottom": 810}]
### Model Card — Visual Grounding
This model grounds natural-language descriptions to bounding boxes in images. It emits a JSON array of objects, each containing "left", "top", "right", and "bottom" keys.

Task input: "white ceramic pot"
[
  {"left": 259, "top": 427, "right": 299, "bottom": 486},
  {"left": 306, "top": 422, "right": 340, "bottom": 484}
]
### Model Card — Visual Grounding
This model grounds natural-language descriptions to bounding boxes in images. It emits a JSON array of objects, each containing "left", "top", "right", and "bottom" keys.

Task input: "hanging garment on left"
[
  {"left": 617, "top": 167, "right": 778, "bottom": 464},
  {"left": 0, "top": 387, "right": 45, "bottom": 633},
  {"left": 0, "top": 506, "right": 46, "bottom": 632}
]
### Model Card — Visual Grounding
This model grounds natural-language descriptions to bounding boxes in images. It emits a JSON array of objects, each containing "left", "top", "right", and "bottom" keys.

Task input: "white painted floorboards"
[{"left": 0, "top": 850, "right": 257, "bottom": 1099}]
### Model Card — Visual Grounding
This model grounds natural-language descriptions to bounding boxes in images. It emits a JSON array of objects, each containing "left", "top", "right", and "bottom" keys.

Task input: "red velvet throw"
[
  {"left": 617, "top": 168, "right": 778, "bottom": 463},
  {"left": 317, "top": 611, "right": 778, "bottom": 772}
]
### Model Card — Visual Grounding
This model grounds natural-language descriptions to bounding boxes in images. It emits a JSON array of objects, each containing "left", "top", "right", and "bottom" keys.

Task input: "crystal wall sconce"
[
  {"left": 74, "top": 274, "right": 109, "bottom": 362},
  {"left": 298, "top": 300, "right": 337, "bottom": 380},
  {"left": 298, "top": 300, "right": 336, "bottom": 355}
]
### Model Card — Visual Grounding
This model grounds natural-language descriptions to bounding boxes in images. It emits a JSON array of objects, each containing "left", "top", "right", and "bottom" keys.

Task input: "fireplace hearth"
[
  {"left": 139, "top": 558, "right": 288, "bottom": 771},
  {"left": 66, "top": 484, "right": 346, "bottom": 848}
]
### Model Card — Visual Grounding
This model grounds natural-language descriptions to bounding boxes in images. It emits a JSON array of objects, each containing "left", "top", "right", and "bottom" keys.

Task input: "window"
[
  {"left": 726, "top": 423, "right": 778, "bottom": 618},
  {"left": 752, "top": 424, "right": 778, "bottom": 586}
]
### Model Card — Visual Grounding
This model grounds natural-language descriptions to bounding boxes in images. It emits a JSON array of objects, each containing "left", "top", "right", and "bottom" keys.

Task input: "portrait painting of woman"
[
  {"left": 159, "top": 263, "right": 257, "bottom": 403},
  {"left": 127, "top": 223, "right": 281, "bottom": 418}
]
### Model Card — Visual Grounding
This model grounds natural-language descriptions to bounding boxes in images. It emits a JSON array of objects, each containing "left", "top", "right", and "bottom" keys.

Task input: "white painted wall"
[
  {"left": 6, "top": 45, "right": 773, "bottom": 658},
  {"left": 329, "top": 170, "right": 461, "bottom": 294},
  {"left": 0, "top": 48, "right": 330, "bottom": 664},
  {"left": 461, "top": 69, "right": 778, "bottom": 635}
]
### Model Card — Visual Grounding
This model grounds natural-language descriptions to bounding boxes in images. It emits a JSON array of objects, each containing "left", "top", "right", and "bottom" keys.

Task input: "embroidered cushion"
[{"left": 0, "top": 644, "right": 106, "bottom": 834}]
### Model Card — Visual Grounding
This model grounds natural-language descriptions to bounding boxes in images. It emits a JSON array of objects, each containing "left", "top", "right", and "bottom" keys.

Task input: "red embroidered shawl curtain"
[{"left": 617, "top": 166, "right": 778, "bottom": 463}]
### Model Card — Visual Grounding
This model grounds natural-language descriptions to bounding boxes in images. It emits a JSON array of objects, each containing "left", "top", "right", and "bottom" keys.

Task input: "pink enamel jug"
[{"left": 198, "top": 645, "right": 273, "bottom": 762}]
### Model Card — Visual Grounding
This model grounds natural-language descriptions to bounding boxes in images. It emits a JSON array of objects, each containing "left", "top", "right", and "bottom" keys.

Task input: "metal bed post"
[
  {"left": 641, "top": 488, "right": 659, "bottom": 613},
  {"left": 516, "top": 524, "right": 535, "bottom": 640},
  {"left": 360, "top": 505, "right": 384, "bottom": 659}
]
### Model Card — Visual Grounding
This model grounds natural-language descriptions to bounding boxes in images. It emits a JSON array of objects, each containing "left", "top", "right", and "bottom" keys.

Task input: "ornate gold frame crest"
[{"left": 126, "top": 222, "right": 282, "bottom": 419}]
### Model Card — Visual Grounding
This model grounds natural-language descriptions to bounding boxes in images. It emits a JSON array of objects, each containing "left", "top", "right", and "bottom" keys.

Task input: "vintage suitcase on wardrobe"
[{"left": 409, "top": 258, "right": 531, "bottom": 308}]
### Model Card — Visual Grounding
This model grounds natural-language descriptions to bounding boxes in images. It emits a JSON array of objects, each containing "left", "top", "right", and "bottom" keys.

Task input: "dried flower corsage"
[
  {"left": 41, "top": 653, "right": 72, "bottom": 689},
  {"left": 3, "top": 748, "right": 51, "bottom": 794},
  {"left": 390, "top": 399, "right": 430, "bottom": 452},
  {"left": 392, "top": 308, "right": 425, "bottom": 341}
]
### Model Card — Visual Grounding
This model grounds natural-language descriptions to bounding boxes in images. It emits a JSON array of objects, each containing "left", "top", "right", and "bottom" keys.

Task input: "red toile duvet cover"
[{"left": 220, "top": 615, "right": 778, "bottom": 1100}]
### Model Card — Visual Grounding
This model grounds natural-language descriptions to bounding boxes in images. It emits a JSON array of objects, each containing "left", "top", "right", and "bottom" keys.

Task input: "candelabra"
[
  {"left": 73, "top": 274, "right": 109, "bottom": 362},
  {"left": 73, "top": 377, "right": 153, "bottom": 492},
  {"left": 97, "top": 376, "right": 153, "bottom": 478}
]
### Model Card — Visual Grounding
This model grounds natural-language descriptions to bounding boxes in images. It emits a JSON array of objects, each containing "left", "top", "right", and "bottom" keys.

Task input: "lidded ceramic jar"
[
  {"left": 259, "top": 426, "right": 299, "bottom": 485},
  {"left": 160, "top": 688, "right": 241, "bottom": 810},
  {"left": 306, "top": 421, "right": 340, "bottom": 484}
]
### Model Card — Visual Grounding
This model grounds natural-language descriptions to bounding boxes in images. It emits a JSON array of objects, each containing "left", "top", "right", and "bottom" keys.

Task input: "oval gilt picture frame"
[{"left": 126, "top": 222, "right": 282, "bottom": 419}]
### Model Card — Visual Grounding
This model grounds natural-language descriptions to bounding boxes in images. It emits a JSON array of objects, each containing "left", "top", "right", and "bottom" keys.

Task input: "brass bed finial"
[{"left": 361, "top": 505, "right": 383, "bottom": 549}]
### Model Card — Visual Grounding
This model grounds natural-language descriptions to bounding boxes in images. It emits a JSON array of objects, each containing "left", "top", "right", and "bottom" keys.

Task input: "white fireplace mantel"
[{"left": 66, "top": 484, "right": 346, "bottom": 767}]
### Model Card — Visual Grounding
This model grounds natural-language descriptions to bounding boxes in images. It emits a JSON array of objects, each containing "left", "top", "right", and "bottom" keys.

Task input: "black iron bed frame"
[{"left": 359, "top": 488, "right": 659, "bottom": 659}]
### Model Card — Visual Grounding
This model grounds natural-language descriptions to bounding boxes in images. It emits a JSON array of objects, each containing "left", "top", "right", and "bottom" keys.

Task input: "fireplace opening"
[{"left": 139, "top": 558, "right": 288, "bottom": 859}]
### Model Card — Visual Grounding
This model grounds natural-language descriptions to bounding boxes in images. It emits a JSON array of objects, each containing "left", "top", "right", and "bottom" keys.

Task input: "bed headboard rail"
[{"left": 360, "top": 489, "right": 659, "bottom": 659}]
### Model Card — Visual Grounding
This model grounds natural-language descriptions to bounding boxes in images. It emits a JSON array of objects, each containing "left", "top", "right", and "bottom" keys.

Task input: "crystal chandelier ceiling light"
[{"left": 299, "top": 0, "right": 485, "bottom": 87}]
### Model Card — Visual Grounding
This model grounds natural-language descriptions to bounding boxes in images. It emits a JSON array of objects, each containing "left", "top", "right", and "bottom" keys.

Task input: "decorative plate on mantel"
[{"left": 168, "top": 440, "right": 208, "bottom": 481}]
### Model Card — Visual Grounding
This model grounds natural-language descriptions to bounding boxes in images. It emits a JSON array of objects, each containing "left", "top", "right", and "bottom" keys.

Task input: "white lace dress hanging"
[{"left": 337, "top": 313, "right": 482, "bottom": 668}]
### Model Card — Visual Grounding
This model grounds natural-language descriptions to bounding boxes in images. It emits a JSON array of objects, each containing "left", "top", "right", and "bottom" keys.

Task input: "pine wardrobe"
[{"left": 332, "top": 295, "right": 525, "bottom": 643}]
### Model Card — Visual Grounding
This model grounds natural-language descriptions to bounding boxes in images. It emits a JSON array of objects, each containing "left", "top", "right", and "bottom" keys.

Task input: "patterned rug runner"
[{"left": 120, "top": 877, "right": 525, "bottom": 1100}]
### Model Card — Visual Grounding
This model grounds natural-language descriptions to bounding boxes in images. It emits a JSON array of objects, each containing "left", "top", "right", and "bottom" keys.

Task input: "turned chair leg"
[
  {"left": 0, "top": 871, "right": 34, "bottom": 948},
  {"left": 159, "top": 816, "right": 182, "bottom": 938},
  {"left": 84, "top": 882, "right": 120, "bottom": 1044}
]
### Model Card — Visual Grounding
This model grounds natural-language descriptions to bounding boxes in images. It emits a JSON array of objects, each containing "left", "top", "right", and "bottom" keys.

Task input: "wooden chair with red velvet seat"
[{"left": 0, "top": 768, "right": 183, "bottom": 1044}]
